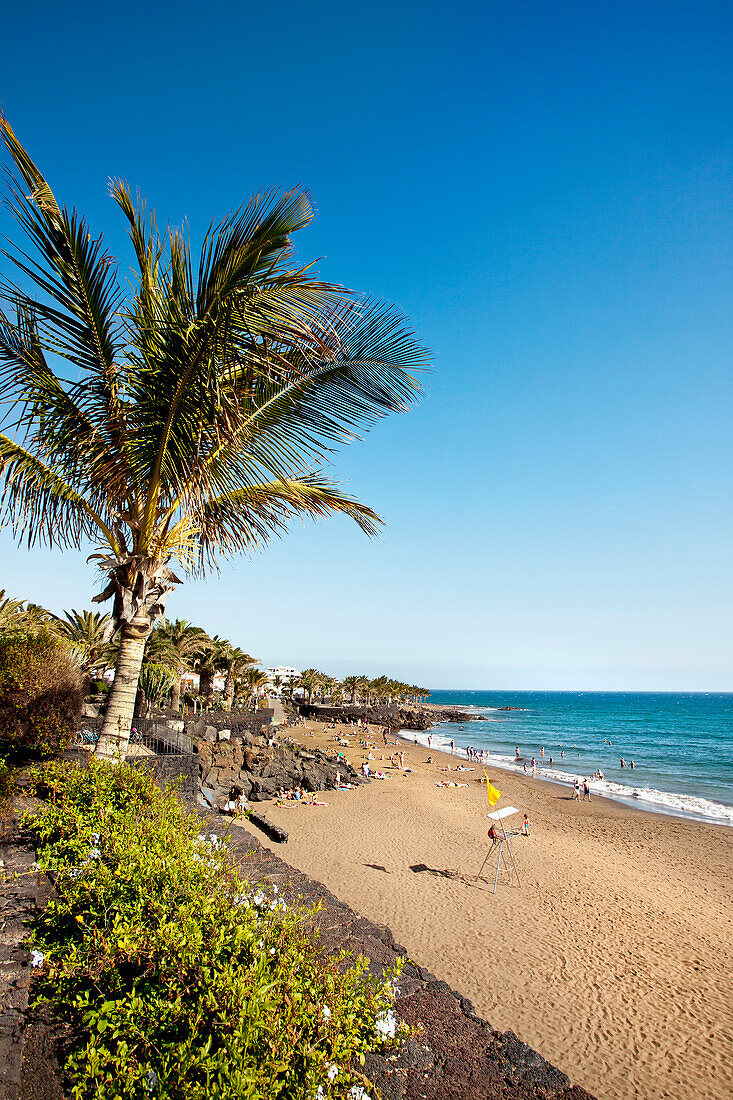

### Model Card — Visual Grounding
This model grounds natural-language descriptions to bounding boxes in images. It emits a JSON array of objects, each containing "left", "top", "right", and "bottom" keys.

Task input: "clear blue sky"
[{"left": 1, "top": 1, "right": 731, "bottom": 690}]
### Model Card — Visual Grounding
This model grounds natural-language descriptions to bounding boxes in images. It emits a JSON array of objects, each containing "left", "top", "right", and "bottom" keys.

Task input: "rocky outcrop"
[
  {"left": 196, "top": 734, "right": 362, "bottom": 811},
  {"left": 297, "top": 703, "right": 481, "bottom": 732}
]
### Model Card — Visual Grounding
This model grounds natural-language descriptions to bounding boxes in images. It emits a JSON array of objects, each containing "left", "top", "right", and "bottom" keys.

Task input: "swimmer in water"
[
  {"left": 630, "top": 760, "right": 635, "bottom": 769},
  {"left": 620, "top": 758, "right": 626, "bottom": 768}
]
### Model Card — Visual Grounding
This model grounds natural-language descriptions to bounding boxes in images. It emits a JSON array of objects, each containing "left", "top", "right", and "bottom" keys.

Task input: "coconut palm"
[
  {"left": 52, "top": 608, "right": 113, "bottom": 679},
  {"left": 0, "top": 120, "right": 427, "bottom": 759}
]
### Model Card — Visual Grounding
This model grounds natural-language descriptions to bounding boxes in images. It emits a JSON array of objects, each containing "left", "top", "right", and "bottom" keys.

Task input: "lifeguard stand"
[{"left": 475, "top": 805, "right": 521, "bottom": 894}]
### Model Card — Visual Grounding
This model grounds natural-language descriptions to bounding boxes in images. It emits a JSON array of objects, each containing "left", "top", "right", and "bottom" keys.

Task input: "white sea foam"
[{"left": 403, "top": 731, "right": 733, "bottom": 826}]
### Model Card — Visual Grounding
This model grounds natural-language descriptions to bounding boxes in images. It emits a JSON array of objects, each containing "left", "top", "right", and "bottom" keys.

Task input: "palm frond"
[
  {"left": 196, "top": 474, "right": 381, "bottom": 568},
  {"left": 0, "top": 432, "right": 103, "bottom": 546}
]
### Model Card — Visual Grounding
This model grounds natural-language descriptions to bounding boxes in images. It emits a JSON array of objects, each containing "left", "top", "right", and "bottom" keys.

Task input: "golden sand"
[{"left": 233, "top": 721, "right": 733, "bottom": 1100}]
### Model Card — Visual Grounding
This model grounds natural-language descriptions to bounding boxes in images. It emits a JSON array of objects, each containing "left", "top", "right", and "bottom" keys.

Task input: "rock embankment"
[
  {"left": 195, "top": 724, "right": 362, "bottom": 811},
  {"left": 297, "top": 702, "right": 482, "bottom": 731}
]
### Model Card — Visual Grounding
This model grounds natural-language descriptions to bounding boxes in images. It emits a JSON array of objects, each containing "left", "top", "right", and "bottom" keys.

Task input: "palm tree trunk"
[
  {"left": 224, "top": 673, "right": 235, "bottom": 711},
  {"left": 199, "top": 670, "right": 213, "bottom": 707},
  {"left": 95, "top": 618, "right": 151, "bottom": 760},
  {"left": 171, "top": 678, "right": 182, "bottom": 712}
]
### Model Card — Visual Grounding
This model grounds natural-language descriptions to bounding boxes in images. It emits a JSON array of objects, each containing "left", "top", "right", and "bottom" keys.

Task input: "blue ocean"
[{"left": 424, "top": 691, "right": 733, "bottom": 826}]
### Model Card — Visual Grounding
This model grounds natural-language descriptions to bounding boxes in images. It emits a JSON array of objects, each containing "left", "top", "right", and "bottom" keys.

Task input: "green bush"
[
  {"left": 0, "top": 629, "right": 83, "bottom": 754},
  {"left": 24, "top": 760, "right": 403, "bottom": 1100},
  {"left": 0, "top": 758, "right": 14, "bottom": 821}
]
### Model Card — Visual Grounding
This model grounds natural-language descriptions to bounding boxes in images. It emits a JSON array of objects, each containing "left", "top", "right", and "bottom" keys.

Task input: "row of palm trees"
[
  {"left": 293, "top": 668, "right": 430, "bottom": 708},
  {"left": 0, "top": 590, "right": 268, "bottom": 713}
]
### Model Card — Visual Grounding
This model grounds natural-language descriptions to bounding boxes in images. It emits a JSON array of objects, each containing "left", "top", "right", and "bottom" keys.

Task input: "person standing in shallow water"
[{"left": 583, "top": 778, "right": 591, "bottom": 801}]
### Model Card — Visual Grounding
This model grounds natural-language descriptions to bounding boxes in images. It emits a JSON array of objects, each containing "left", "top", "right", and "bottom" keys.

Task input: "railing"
[{"left": 74, "top": 714, "right": 193, "bottom": 756}]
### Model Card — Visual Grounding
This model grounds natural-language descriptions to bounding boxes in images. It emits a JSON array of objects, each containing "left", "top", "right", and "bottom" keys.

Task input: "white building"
[{"left": 266, "top": 666, "right": 301, "bottom": 693}]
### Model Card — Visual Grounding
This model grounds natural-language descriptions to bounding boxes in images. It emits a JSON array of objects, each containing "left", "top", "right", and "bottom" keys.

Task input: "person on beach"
[
  {"left": 582, "top": 778, "right": 591, "bottom": 801},
  {"left": 620, "top": 758, "right": 626, "bottom": 768},
  {"left": 541, "top": 746, "right": 545, "bottom": 758},
  {"left": 573, "top": 778, "right": 580, "bottom": 800},
  {"left": 450, "top": 739, "right": 455, "bottom": 755},
  {"left": 428, "top": 735, "right": 432, "bottom": 747},
  {"left": 521, "top": 814, "right": 531, "bottom": 835},
  {"left": 630, "top": 760, "right": 635, "bottom": 769},
  {"left": 362, "top": 761, "right": 370, "bottom": 780},
  {"left": 515, "top": 746, "right": 520, "bottom": 759},
  {"left": 382, "top": 729, "right": 387, "bottom": 746}
]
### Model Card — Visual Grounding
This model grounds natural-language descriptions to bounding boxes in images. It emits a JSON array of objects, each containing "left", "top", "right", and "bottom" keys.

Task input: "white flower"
[
  {"left": 321, "top": 1005, "right": 331, "bottom": 1021},
  {"left": 91, "top": 833, "right": 100, "bottom": 843},
  {"left": 272, "top": 884, "right": 278, "bottom": 894},
  {"left": 146, "top": 1069, "right": 158, "bottom": 1092},
  {"left": 375, "top": 1009, "right": 397, "bottom": 1040},
  {"left": 233, "top": 893, "right": 250, "bottom": 908},
  {"left": 348, "top": 1088, "right": 371, "bottom": 1100},
  {"left": 327, "top": 1063, "right": 339, "bottom": 1081},
  {"left": 315, "top": 1088, "right": 326, "bottom": 1100},
  {"left": 252, "top": 891, "right": 266, "bottom": 907},
  {"left": 88, "top": 847, "right": 101, "bottom": 860},
  {"left": 270, "top": 948, "right": 276, "bottom": 955},
  {"left": 30, "top": 949, "right": 45, "bottom": 968}
]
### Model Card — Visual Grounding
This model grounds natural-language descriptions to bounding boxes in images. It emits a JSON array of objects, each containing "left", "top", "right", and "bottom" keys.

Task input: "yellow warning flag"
[{"left": 484, "top": 772, "right": 501, "bottom": 807}]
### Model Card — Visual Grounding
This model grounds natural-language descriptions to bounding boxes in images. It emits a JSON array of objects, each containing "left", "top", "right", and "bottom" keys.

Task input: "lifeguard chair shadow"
[{"left": 475, "top": 805, "right": 522, "bottom": 894}]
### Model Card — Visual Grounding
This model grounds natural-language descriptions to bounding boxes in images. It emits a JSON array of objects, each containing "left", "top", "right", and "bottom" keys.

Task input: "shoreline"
[
  {"left": 396, "top": 728, "right": 733, "bottom": 828},
  {"left": 235, "top": 717, "right": 733, "bottom": 1100}
]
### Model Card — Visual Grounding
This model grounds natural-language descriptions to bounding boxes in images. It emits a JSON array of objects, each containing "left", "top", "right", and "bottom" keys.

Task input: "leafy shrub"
[
  {"left": 0, "top": 758, "right": 14, "bottom": 821},
  {"left": 0, "top": 629, "right": 83, "bottom": 754},
  {"left": 25, "top": 760, "right": 403, "bottom": 1100}
]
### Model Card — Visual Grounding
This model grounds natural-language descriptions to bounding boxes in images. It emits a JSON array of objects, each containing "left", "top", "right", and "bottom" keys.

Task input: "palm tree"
[
  {"left": 195, "top": 636, "right": 229, "bottom": 708},
  {"left": 221, "top": 645, "right": 258, "bottom": 711},
  {"left": 151, "top": 619, "right": 208, "bottom": 712},
  {"left": 240, "top": 666, "right": 269, "bottom": 710},
  {"left": 296, "top": 668, "right": 322, "bottom": 706},
  {"left": 52, "top": 608, "right": 113, "bottom": 679},
  {"left": 0, "top": 589, "right": 29, "bottom": 634},
  {"left": 0, "top": 120, "right": 427, "bottom": 759},
  {"left": 355, "top": 676, "right": 370, "bottom": 706},
  {"left": 342, "top": 675, "right": 360, "bottom": 705}
]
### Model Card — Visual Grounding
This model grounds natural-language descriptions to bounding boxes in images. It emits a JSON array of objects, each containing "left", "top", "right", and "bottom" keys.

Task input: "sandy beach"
[{"left": 234, "top": 719, "right": 733, "bottom": 1100}]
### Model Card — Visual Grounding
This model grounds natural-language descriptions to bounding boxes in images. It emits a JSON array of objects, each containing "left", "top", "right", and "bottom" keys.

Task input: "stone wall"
[{"left": 128, "top": 754, "right": 199, "bottom": 805}]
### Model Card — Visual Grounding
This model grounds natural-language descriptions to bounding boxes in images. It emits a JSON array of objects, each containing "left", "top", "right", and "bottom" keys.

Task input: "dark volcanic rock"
[{"left": 194, "top": 734, "right": 362, "bottom": 808}]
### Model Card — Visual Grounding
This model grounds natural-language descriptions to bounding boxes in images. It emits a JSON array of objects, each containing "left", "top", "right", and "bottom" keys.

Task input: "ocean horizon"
[{"left": 422, "top": 689, "right": 733, "bottom": 826}]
